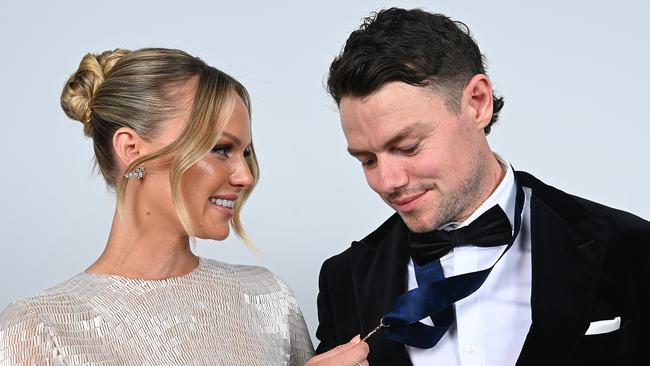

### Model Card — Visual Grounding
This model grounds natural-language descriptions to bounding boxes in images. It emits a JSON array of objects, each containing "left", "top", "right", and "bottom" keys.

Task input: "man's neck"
[{"left": 449, "top": 153, "right": 507, "bottom": 226}]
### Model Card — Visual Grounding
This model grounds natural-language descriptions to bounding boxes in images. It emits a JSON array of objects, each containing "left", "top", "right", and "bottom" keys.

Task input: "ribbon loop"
[{"left": 381, "top": 178, "right": 525, "bottom": 349}]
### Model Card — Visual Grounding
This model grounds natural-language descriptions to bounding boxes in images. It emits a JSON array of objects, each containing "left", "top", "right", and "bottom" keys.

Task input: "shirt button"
[{"left": 465, "top": 344, "right": 477, "bottom": 354}]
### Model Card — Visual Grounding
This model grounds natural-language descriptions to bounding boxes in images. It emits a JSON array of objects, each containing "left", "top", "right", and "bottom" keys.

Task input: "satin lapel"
[
  {"left": 350, "top": 214, "right": 413, "bottom": 364},
  {"left": 517, "top": 181, "right": 609, "bottom": 364}
]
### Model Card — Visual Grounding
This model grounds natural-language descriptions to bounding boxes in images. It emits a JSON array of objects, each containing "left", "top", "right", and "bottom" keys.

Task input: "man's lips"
[{"left": 388, "top": 191, "right": 427, "bottom": 211}]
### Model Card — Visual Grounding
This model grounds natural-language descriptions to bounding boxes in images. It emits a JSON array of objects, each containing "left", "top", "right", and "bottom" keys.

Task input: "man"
[{"left": 315, "top": 7, "right": 649, "bottom": 365}]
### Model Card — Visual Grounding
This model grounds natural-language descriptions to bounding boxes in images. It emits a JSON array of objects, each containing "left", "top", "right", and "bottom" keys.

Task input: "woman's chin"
[{"left": 194, "top": 227, "right": 230, "bottom": 241}]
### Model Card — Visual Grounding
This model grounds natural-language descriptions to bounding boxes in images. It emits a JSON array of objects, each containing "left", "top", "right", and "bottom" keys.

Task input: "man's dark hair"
[{"left": 327, "top": 7, "right": 504, "bottom": 134}]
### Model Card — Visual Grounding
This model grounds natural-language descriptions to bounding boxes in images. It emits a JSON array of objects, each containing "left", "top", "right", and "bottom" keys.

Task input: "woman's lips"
[
  {"left": 209, "top": 202, "right": 234, "bottom": 217},
  {"left": 208, "top": 195, "right": 237, "bottom": 217}
]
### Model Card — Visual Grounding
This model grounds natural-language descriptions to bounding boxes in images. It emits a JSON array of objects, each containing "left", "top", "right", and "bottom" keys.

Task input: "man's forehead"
[
  {"left": 340, "top": 88, "right": 410, "bottom": 116},
  {"left": 340, "top": 83, "right": 444, "bottom": 122}
]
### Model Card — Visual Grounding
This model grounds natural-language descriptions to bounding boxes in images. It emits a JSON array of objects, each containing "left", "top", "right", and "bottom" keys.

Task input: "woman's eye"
[
  {"left": 212, "top": 145, "right": 232, "bottom": 157},
  {"left": 243, "top": 147, "right": 252, "bottom": 157}
]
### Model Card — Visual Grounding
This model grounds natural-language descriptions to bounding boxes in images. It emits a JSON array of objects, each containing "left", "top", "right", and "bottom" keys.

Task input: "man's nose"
[{"left": 369, "top": 157, "right": 408, "bottom": 194}]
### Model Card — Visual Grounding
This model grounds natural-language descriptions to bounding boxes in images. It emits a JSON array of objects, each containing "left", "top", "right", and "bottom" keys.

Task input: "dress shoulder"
[
  {"left": 200, "top": 258, "right": 288, "bottom": 293},
  {"left": 0, "top": 301, "right": 61, "bottom": 365}
]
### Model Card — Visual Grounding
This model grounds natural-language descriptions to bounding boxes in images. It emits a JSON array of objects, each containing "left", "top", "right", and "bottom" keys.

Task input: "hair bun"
[{"left": 60, "top": 48, "right": 131, "bottom": 136}]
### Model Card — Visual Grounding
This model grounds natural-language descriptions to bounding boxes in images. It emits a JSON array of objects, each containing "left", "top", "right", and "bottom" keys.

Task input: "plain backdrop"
[{"left": 1, "top": 0, "right": 649, "bottom": 346}]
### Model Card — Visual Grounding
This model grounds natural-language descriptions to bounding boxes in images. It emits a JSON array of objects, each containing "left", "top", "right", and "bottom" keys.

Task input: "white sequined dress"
[{"left": 0, "top": 257, "right": 314, "bottom": 365}]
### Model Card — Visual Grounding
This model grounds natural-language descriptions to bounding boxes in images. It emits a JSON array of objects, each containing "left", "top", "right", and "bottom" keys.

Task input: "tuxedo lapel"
[
  {"left": 350, "top": 214, "right": 413, "bottom": 364},
  {"left": 516, "top": 172, "right": 609, "bottom": 364},
  {"left": 345, "top": 172, "right": 609, "bottom": 364}
]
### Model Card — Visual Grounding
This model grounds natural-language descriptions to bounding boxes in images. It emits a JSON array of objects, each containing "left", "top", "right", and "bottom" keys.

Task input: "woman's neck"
[{"left": 86, "top": 209, "right": 199, "bottom": 280}]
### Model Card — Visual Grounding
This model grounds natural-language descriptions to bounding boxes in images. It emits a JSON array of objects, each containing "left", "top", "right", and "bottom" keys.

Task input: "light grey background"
[{"left": 1, "top": 0, "right": 648, "bottom": 346}]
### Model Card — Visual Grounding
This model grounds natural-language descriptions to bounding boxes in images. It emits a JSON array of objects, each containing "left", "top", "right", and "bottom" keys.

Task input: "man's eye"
[
  {"left": 361, "top": 158, "right": 376, "bottom": 167},
  {"left": 212, "top": 145, "right": 232, "bottom": 157},
  {"left": 399, "top": 143, "right": 420, "bottom": 154}
]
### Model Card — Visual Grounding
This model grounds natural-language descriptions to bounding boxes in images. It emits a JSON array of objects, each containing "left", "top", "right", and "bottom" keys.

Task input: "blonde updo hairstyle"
[{"left": 60, "top": 48, "right": 259, "bottom": 248}]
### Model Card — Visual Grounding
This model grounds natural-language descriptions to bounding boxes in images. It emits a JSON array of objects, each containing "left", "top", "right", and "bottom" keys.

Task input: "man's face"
[{"left": 340, "top": 81, "right": 494, "bottom": 233}]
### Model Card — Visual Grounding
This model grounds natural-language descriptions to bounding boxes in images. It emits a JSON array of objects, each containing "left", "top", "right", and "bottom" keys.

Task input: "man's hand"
[{"left": 305, "top": 335, "right": 369, "bottom": 366}]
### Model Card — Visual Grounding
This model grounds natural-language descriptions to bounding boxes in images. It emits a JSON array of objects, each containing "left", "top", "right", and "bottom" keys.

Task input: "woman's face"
[
  {"left": 139, "top": 93, "right": 254, "bottom": 241},
  {"left": 181, "top": 96, "right": 253, "bottom": 240}
]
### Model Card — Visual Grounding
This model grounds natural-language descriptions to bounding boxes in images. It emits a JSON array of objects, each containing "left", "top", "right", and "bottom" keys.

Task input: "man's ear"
[
  {"left": 112, "top": 127, "right": 144, "bottom": 170},
  {"left": 462, "top": 74, "right": 494, "bottom": 131}
]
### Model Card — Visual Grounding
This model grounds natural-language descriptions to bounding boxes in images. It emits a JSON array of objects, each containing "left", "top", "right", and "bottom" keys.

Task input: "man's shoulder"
[
  {"left": 322, "top": 213, "right": 403, "bottom": 270},
  {"left": 517, "top": 170, "right": 650, "bottom": 233},
  {"left": 571, "top": 194, "right": 650, "bottom": 232}
]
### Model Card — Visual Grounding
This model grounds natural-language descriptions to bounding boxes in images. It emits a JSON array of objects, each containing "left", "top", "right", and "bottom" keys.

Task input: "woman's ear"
[{"left": 112, "top": 127, "right": 144, "bottom": 170}]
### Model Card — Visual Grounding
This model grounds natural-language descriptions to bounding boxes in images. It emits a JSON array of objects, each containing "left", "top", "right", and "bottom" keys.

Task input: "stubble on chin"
[
  {"left": 400, "top": 156, "right": 490, "bottom": 234},
  {"left": 400, "top": 193, "right": 459, "bottom": 233}
]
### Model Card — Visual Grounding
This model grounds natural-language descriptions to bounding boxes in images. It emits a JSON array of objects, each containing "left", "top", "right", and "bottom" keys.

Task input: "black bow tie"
[{"left": 408, "top": 205, "right": 513, "bottom": 266}]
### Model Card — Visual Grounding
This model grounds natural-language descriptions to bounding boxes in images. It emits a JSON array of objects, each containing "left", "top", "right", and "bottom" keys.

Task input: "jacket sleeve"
[
  {"left": 315, "top": 258, "right": 338, "bottom": 354},
  {"left": 634, "top": 228, "right": 650, "bottom": 364}
]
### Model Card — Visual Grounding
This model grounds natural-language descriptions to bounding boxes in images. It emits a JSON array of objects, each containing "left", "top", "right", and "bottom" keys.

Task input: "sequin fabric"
[{"left": 0, "top": 258, "right": 314, "bottom": 365}]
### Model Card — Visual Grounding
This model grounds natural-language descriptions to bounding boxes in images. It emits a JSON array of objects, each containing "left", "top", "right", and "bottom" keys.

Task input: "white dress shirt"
[{"left": 407, "top": 158, "right": 533, "bottom": 366}]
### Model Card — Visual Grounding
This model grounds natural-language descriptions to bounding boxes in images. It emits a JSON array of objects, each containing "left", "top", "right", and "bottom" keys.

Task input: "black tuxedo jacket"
[{"left": 315, "top": 172, "right": 650, "bottom": 365}]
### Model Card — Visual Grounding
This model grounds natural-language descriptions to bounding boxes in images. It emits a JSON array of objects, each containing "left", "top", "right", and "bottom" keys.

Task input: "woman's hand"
[{"left": 305, "top": 335, "right": 369, "bottom": 366}]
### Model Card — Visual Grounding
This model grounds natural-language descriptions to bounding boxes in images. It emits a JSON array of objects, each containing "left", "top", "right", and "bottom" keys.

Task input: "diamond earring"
[{"left": 124, "top": 166, "right": 145, "bottom": 179}]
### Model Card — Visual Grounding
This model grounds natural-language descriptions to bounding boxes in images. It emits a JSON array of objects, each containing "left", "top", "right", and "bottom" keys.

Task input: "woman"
[{"left": 0, "top": 48, "right": 368, "bottom": 365}]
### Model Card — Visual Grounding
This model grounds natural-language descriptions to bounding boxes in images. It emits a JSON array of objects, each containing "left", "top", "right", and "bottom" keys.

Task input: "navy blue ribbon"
[{"left": 381, "top": 179, "right": 525, "bottom": 349}]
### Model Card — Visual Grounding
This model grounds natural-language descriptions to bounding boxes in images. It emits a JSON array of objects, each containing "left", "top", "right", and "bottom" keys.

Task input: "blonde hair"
[{"left": 60, "top": 48, "right": 259, "bottom": 249}]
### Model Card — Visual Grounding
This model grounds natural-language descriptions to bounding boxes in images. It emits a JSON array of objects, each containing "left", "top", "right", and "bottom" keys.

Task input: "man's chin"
[{"left": 399, "top": 213, "right": 438, "bottom": 233}]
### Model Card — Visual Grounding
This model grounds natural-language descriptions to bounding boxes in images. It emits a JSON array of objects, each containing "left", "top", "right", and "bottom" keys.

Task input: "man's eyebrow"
[
  {"left": 347, "top": 122, "right": 432, "bottom": 157},
  {"left": 381, "top": 122, "right": 431, "bottom": 149}
]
